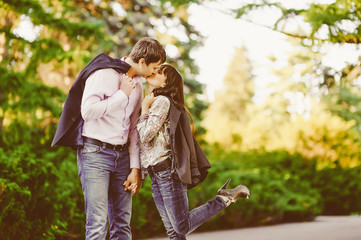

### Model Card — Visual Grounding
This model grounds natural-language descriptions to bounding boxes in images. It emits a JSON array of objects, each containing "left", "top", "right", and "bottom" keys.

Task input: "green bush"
[
  {"left": 47, "top": 148, "right": 85, "bottom": 239},
  {"left": 0, "top": 179, "right": 31, "bottom": 239},
  {"left": 187, "top": 150, "right": 322, "bottom": 234},
  {"left": 2, "top": 145, "right": 361, "bottom": 239},
  {"left": 0, "top": 146, "right": 68, "bottom": 240},
  {"left": 312, "top": 166, "right": 361, "bottom": 215}
]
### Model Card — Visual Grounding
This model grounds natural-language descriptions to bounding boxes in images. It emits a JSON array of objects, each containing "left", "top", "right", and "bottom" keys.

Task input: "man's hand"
[
  {"left": 120, "top": 74, "right": 135, "bottom": 97},
  {"left": 123, "top": 168, "right": 141, "bottom": 196}
]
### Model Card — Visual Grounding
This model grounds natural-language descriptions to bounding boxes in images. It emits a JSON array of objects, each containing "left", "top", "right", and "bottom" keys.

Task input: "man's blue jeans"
[
  {"left": 150, "top": 168, "right": 227, "bottom": 240},
  {"left": 77, "top": 142, "right": 132, "bottom": 240}
]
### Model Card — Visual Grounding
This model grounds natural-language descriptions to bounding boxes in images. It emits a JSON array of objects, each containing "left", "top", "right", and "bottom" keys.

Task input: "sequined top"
[{"left": 137, "top": 96, "right": 172, "bottom": 171}]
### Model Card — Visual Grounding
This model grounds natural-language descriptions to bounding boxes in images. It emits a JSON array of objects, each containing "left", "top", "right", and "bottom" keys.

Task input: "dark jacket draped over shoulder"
[
  {"left": 168, "top": 100, "right": 211, "bottom": 189},
  {"left": 51, "top": 53, "right": 131, "bottom": 149}
]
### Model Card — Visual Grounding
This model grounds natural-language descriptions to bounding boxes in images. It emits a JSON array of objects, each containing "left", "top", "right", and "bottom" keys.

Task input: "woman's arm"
[{"left": 137, "top": 96, "right": 170, "bottom": 143}]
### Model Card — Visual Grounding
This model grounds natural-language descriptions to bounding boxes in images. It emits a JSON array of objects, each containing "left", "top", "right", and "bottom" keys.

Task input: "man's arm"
[
  {"left": 123, "top": 78, "right": 142, "bottom": 195},
  {"left": 81, "top": 70, "right": 134, "bottom": 121}
]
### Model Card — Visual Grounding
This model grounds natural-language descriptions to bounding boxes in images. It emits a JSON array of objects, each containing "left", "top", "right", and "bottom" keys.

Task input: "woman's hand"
[
  {"left": 119, "top": 74, "right": 135, "bottom": 97},
  {"left": 141, "top": 93, "right": 155, "bottom": 115}
]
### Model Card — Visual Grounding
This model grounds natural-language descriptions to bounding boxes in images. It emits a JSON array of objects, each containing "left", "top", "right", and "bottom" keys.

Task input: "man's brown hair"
[{"left": 129, "top": 37, "right": 166, "bottom": 65}]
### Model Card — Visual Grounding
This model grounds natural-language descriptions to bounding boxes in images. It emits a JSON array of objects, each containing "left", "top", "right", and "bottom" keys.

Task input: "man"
[{"left": 52, "top": 37, "right": 166, "bottom": 240}]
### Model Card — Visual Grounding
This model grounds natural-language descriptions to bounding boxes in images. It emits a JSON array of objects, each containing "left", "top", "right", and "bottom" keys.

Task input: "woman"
[{"left": 137, "top": 64, "right": 250, "bottom": 239}]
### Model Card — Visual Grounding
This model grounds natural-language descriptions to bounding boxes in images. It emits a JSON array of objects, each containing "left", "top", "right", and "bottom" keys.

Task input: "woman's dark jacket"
[
  {"left": 168, "top": 100, "right": 211, "bottom": 189},
  {"left": 51, "top": 53, "right": 130, "bottom": 149}
]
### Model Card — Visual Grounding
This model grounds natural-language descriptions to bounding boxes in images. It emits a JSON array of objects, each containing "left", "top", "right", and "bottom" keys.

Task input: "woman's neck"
[{"left": 146, "top": 85, "right": 154, "bottom": 94}]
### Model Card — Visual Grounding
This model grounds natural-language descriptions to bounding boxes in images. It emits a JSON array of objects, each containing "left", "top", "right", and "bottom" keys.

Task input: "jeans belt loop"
[{"left": 102, "top": 142, "right": 106, "bottom": 149}]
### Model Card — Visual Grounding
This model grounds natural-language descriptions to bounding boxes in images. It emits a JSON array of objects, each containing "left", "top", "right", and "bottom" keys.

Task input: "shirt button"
[{"left": 71, "top": 117, "right": 76, "bottom": 122}]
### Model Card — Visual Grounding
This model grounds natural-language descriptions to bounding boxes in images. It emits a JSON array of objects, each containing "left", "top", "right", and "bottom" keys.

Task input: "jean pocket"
[
  {"left": 81, "top": 143, "right": 101, "bottom": 154},
  {"left": 155, "top": 168, "right": 172, "bottom": 181}
]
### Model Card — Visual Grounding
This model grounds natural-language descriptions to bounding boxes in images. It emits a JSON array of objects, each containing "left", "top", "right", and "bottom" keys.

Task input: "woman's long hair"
[{"left": 152, "top": 64, "right": 194, "bottom": 128}]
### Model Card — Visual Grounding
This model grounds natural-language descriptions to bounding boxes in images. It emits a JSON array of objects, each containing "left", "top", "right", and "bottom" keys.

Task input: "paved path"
[{"left": 144, "top": 215, "right": 361, "bottom": 240}]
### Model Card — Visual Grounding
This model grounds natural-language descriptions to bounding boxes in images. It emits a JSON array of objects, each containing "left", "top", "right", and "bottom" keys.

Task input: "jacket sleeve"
[
  {"left": 178, "top": 110, "right": 202, "bottom": 186},
  {"left": 180, "top": 110, "right": 198, "bottom": 169}
]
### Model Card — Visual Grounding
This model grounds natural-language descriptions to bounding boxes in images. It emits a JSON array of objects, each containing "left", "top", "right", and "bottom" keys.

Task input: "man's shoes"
[{"left": 217, "top": 178, "right": 250, "bottom": 205}]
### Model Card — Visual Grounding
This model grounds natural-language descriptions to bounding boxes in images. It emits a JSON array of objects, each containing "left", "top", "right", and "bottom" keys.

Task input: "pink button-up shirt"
[{"left": 81, "top": 68, "right": 142, "bottom": 169}]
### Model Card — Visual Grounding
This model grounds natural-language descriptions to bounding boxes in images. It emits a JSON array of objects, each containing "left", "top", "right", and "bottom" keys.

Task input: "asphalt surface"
[{"left": 144, "top": 215, "right": 361, "bottom": 240}]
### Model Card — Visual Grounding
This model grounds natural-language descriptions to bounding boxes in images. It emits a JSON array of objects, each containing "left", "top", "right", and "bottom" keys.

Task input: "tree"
[
  {"left": 235, "top": 0, "right": 361, "bottom": 131},
  {"left": 0, "top": 0, "right": 207, "bottom": 238},
  {"left": 203, "top": 46, "right": 254, "bottom": 147},
  {"left": 202, "top": 1, "right": 361, "bottom": 167},
  {"left": 0, "top": 0, "right": 206, "bottom": 146}
]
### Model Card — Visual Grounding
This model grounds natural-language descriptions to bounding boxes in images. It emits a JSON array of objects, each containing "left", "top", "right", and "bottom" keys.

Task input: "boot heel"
[{"left": 219, "top": 178, "right": 231, "bottom": 191}]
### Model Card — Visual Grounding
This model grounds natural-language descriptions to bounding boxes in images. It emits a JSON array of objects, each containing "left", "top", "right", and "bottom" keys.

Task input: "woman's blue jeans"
[
  {"left": 150, "top": 168, "right": 227, "bottom": 240},
  {"left": 77, "top": 142, "right": 132, "bottom": 240}
]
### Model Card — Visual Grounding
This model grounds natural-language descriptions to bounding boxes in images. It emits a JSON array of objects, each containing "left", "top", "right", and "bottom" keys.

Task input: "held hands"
[
  {"left": 141, "top": 93, "right": 156, "bottom": 115},
  {"left": 124, "top": 168, "right": 142, "bottom": 196},
  {"left": 120, "top": 74, "right": 136, "bottom": 97}
]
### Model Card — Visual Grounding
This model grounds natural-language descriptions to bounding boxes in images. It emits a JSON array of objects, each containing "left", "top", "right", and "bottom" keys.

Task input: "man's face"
[{"left": 137, "top": 59, "right": 162, "bottom": 78}]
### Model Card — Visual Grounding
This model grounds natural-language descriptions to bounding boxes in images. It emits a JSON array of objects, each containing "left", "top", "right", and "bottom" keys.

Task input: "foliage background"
[{"left": 1, "top": 0, "right": 361, "bottom": 239}]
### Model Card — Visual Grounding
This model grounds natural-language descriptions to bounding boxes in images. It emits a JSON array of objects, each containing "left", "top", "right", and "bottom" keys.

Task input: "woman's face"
[{"left": 146, "top": 69, "right": 167, "bottom": 89}]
